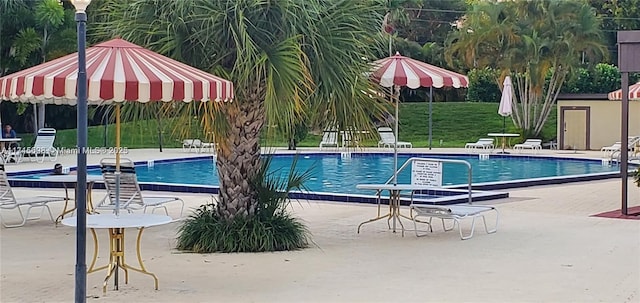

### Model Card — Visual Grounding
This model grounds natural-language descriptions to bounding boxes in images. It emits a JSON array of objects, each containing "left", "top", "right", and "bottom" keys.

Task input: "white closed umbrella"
[{"left": 498, "top": 76, "right": 513, "bottom": 133}]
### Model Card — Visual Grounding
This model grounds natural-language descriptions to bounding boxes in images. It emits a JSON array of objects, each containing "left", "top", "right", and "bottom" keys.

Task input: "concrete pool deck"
[{"left": 1, "top": 148, "right": 639, "bottom": 302}]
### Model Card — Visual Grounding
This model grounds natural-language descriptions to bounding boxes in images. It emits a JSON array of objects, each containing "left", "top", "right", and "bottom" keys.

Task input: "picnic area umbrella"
[
  {"left": 0, "top": 37, "right": 234, "bottom": 212},
  {"left": 370, "top": 52, "right": 468, "bottom": 184},
  {"left": 608, "top": 81, "right": 640, "bottom": 101},
  {"left": 498, "top": 76, "right": 514, "bottom": 133}
]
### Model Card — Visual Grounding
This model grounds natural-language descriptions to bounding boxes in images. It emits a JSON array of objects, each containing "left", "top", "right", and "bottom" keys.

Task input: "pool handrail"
[{"left": 381, "top": 157, "right": 473, "bottom": 204}]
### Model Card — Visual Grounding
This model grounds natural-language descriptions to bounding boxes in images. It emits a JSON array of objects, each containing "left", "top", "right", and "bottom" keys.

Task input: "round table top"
[
  {"left": 0, "top": 138, "right": 21, "bottom": 142},
  {"left": 487, "top": 133, "right": 520, "bottom": 137},
  {"left": 61, "top": 214, "right": 172, "bottom": 229},
  {"left": 39, "top": 174, "right": 103, "bottom": 182}
]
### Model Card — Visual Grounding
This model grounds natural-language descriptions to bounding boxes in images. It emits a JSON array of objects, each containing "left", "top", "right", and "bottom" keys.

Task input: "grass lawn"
[{"left": 16, "top": 102, "right": 557, "bottom": 149}]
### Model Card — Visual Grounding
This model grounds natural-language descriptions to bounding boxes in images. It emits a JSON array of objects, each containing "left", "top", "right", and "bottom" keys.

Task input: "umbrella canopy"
[
  {"left": 608, "top": 81, "right": 640, "bottom": 101},
  {"left": 371, "top": 52, "right": 468, "bottom": 89},
  {"left": 0, "top": 38, "right": 234, "bottom": 104},
  {"left": 498, "top": 76, "right": 513, "bottom": 117},
  {"left": 370, "top": 52, "right": 468, "bottom": 184},
  {"left": 0, "top": 37, "right": 234, "bottom": 213}
]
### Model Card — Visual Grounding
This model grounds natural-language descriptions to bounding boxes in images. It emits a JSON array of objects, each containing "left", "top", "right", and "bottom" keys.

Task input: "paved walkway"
[{"left": 1, "top": 148, "right": 638, "bottom": 302}]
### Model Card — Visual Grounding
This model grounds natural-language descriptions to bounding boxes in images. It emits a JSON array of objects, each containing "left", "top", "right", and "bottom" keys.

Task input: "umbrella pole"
[
  {"left": 429, "top": 86, "right": 433, "bottom": 150},
  {"left": 393, "top": 85, "right": 399, "bottom": 185},
  {"left": 115, "top": 103, "right": 121, "bottom": 217},
  {"left": 502, "top": 116, "right": 506, "bottom": 134}
]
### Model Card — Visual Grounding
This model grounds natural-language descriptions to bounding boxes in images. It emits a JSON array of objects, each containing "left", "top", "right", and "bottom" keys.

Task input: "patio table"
[
  {"left": 487, "top": 133, "right": 520, "bottom": 154},
  {"left": 61, "top": 214, "right": 172, "bottom": 293},
  {"left": 356, "top": 183, "right": 440, "bottom": 236},
  {"left": 39, "top": 174, "right": 103, "bottom": 223}
]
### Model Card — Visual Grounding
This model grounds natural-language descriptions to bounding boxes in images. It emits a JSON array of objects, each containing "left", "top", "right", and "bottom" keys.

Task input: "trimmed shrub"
[{"left": 176, "top": 156, "right": 312, "bottom": 253}]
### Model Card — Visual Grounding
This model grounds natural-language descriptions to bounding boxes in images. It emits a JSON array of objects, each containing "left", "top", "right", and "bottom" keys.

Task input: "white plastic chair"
[
  {"left": 464, "top": 138, "right": 494, "bottom": 151},
  {"left": 95, "top": 158, "right": 185, "bottom": 218},
  {"left": 319, "top": 129, "right": 339, "bottom": 150},
  {"left": 0, "top": 164, "right": 63, "bottom": 227},
  {"left": 24, "top": 128, "right": 58, "bottom": 163},
  {"left": 410, "top": 204, "right": 499, "bottom": 240},
  {"left": 182, "top": 139, "right": 215, "bottom": 153},
  {"left": 377, "top": 127, "right": 412, "bottom": 148},
  {"left": 513, "top": 139, "right": 543, "bottom": 153},
  {"left": 601, "top": 136, "right": 640, "bottom": 157}
]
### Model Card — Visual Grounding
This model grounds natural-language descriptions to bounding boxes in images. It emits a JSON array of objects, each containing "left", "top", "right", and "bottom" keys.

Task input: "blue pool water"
[{"left": 72, "top": 154, "right": 617, "bottom": 195}]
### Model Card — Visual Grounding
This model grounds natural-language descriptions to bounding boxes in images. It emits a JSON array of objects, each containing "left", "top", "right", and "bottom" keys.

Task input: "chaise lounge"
[
  {"left": 377, "top": 127, "right": 412, "bottom": 148},
  {"left": 0, "top": 164, "right": 64, "bottom": 227},
  {"left": 464, "top": 138, "right": 494, "bottom": 151},
  {"left": 410, "top": 203, "right": 499, "bottom": 240},
  {"left": 513, "top": 139, "right": 543, "bottom": 153}
]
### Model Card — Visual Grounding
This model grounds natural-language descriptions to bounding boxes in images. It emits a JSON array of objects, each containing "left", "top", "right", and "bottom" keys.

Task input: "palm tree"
[
  {"left": 446, "top": 0, "right": 607, "bottom": 137},
  {"left": 1, "top": 0, "right": 76, "bottom": 132},
  {"left": 91, "top": 0, "right": 387, "bottom": 220}
]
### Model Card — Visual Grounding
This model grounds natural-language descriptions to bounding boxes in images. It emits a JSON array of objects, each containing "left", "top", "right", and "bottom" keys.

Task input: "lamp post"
[{"left": 70, "top": 0, "right": 91, "bottom": 302}]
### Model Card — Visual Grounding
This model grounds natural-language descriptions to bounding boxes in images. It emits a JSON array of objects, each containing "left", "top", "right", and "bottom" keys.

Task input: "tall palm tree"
[
  {"left": 91, "top": 0, "right": 387, "bottom": 220},
  {"left": 447, "top": 0, "right": 606, "bottom": 137}
]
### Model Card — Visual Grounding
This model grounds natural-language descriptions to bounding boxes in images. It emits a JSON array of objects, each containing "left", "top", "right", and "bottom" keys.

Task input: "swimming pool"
[{"left": 67, "top": 153, "right": 619, "bottom": 195}]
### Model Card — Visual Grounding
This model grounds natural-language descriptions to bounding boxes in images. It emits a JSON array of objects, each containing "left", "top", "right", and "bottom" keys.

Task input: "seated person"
[
  {"left": 1, "top": 124, "right": 19, "bottom": 150},
  {"left": 52, "top": 163, "right": 76, "bottom": 175}
]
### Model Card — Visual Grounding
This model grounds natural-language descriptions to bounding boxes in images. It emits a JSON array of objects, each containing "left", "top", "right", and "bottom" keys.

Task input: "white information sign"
[{"left": 411, "top": 160, "right": 442, "bottom": 187}]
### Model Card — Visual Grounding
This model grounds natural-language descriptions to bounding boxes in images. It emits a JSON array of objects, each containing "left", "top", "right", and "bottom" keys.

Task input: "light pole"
[{"left": 70, "top": 0, "right": 91, "bottom": 302}]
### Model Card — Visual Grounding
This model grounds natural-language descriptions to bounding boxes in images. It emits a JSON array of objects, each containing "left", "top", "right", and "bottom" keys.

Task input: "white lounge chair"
[
  {"left": 319, "top": 129, "right": 339, "bottom": 149},
  {"left": 601, "top": 136, "right": 640, "bottom": 157},
  {"left": 513, "top": 139, "right": 543, "bottom": 153},
  {"left": 2, "top": 147, "right": 22, "bottom": 164},
  {"left": 409, "top": 203, "right": 499, "bottom": 240},
  {"left": 341, "top": 128, "right": 360, "bottom": 148},
  {"left": 464, "top": 138, "right": 494, "bottom": 150},
  {"left": 95, "top": 158, "right": 185, "bottom": 218},
  {"left": 23, "top": 128, "right": 58, "bottom": 163},
  {"left": 0, "top": 164, "right": 64, "bottom": 227},
  {"left": 377, "top": 127, "right": 412, "bottom": 148},
  {"left": 182, "top": 139, "right": 215, "bottom": 153}
]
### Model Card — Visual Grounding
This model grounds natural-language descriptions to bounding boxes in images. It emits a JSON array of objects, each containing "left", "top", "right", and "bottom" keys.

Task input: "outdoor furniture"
[
  {"left": 355, "top": 183, "right": 442, "bottom": 236},
  {"left": 0, "top": 138, "right": 22, "bottom": 164},
  {"left": 38, "top": 174, "right": 104, "bottom": 224},
  {"left": 182, "top": 139, "right": 215, "bottom": 153},
  {"left": 0, "top": 164, "right": 64, "bottom": 227},
  {"left": 341, "top": 128, "right": 367, "bottom": 148},
  {"left": 23, "top": 128, "right": 58, "bottom": 163},
  {"left": 464, "top": 138, "right": 494, "bottom": 150},
  {"left": 377, "top": 127, "right": 412, "bottom": 148},
  {"left": 487, "top": 133, "right": 520, "bottom": 153},
  {"left": 319, "top": 129, "right": 339, "bottom": 149},
  {"left": 601, "top": 136, "right": 640, "bottom": 158},
  {"left": 61, "top": 213, "right": 172, "bottom": 293},
  {"left": 95, "top": 158, "right": 185, "bottom": 217},
  {"left": 513, "top": 139, "right": 543, "bottom": 153},
  {"left": 409, "top": 204, "right": 499, "bottom": 240}
]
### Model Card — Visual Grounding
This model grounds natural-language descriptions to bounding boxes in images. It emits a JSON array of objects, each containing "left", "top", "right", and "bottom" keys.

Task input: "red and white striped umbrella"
[
  {"left": 0, "top": 38, "right": 234, "bottom": 104},
  {"left": 371, "top": 52, "right": 469, "bottom": 89},
  {"left": 369, "top": 52, "right": 468, "bottom": 184},
  {"left": 608, "top": 82, "right": 640, "bottom": 101}
]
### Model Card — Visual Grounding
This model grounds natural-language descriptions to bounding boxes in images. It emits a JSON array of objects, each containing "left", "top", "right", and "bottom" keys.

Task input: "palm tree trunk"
[{"left": 216, "top": 100, "right": 265, "bottom": 220}]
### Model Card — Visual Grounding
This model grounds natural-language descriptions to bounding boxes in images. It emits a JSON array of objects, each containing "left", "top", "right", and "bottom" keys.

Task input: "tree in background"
[
  {"left": 588, "top": 0, "right": 640, "bottom": 64},
  {"left": 0, "top": 0, "right": 77, "bottom": 133},
  {"left": 447, "top": 0, "right": 607, "bottom": 137}
]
